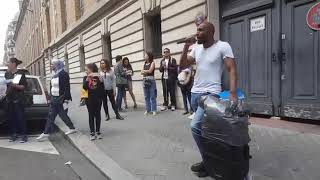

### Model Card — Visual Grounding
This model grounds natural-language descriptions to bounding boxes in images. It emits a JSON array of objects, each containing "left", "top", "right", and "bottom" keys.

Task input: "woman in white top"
[{"left": 100, "top": 59, "right": 124, "bottom": 120}]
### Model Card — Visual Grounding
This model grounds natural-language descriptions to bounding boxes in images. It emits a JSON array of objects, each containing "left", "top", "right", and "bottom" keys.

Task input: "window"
[
  {"left": 25, "top": 78, "right": 42, "bottom": 95},
  {"left": 79, "top": 45, "right": 85, "bottom": 72},
  {"left": 102, "top": 34, "right": 112, "bottom": 66},
  {"left": 144, "top": 12, "right": 162, "bottom": 58},
  {"left": 60, "top": 0, "right": 67, "bottom": 32},
  {"left": 64, "top": 53, "right": 69, "bottom": 72}
]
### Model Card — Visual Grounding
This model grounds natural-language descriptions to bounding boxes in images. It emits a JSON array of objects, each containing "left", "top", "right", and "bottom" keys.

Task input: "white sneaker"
[
  {"left": 152, "top": 112, "right": 157, "bottom": 116},
  {"left": 36, "top": 133, "right": 49, "bottom": 142},
  {"left": 144, "top": 111, "right": 150, "bottom": 115},
  {"left": 171, "top": 106, "right": 176, "bottom": 111},
  {"left": 188, "top": 113, "right": 195, "bottom": 120},
  {"left": 65, "top": 129, "right": 77, "bottom": 135},
  {"left": 160, "top": 106, "right": 168, "bottom": 111},
  {"left": 90, "top": 135, "right": 96, "bottom": 141},
  {"left": 97, "top": 134, "right": 103, "bottom": 140}
]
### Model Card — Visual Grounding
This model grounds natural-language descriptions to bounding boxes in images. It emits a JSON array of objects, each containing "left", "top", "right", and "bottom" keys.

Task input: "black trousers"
[
  {"left": 162, "top": 78, "right": 177, "bottom": 107},
  {"left": 88, "top": 98, "right": 102, "bottom": 134},
  {"left": 102, "top": 89, "right": 119, "bottom": 116},
  {"left": 7, "top": 102, "right": 26, "bottom": 137}
]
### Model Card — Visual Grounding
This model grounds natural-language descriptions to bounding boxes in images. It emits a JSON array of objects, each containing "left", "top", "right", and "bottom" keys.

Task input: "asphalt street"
[{"left": 0, "top": 122, "right": 108, "bottom": 180}]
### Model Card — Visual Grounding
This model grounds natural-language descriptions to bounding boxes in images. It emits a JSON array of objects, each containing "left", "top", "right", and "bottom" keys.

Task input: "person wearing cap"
[
  {"left": 5, "top": 58, "right": 28, "bottom": 143},
  {"left": 159, "top": 48, "right": 178, "bottom": 111},
  {"left": 37, "top": 58, "right": 77, "bottom": 141},
  {"left": 114, "top": 55, "right": 128, "bottom": 112}
]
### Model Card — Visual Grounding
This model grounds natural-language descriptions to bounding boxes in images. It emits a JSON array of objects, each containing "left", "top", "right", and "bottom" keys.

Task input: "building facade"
[
  {"left": 14, "top": 0, "right": 320, "bottom": 120},
  {"left": 3, "top": 13, "right": 20, "bottom": 64}
]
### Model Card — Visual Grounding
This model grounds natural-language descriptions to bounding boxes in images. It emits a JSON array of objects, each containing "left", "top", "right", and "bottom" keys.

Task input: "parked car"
[{"left": 0, "top": 68, "right": 49, "bottom": 124}]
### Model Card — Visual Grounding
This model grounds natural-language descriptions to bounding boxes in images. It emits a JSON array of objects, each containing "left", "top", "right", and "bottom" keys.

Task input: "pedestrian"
[
  {"left": 177, "top": 65, "right": 193, "bottom": 115},
  {"left": 179, "top": 22, "right": 238, "bottom": 177},
  {"left": 122, "top": 57, "right": 137, "bottom": 109},
  {"left": 5, "top": 58, "right": 28, "bottom": 143},
  {"left": 100, "top": 59, "right": 124, "bottom": 121},
  {"left": 159, "top": 48, "right": 178, "bottom": 111},
  {"left": 83, "top": 63, "right": 105, "bottom": 141},
  {"left": 114, "top": 55, "right": 128, "bottom": 111},
  {"left": 141, "top": 52, "right": 157, "bottom": 116},
  {"left": 37, "top": 58, "right": 77, "bottom": 142}
]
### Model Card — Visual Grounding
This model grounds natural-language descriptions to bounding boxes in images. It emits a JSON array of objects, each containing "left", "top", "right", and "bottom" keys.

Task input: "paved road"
[
  {"left": 64, "top": 99, "right": 320, "bottom": 180},
  {"left": 0, "top": 124, "right": 108, "bottom": 180}
]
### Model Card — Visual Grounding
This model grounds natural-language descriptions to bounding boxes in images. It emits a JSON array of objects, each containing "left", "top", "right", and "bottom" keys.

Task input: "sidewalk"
[{"left": 63, "top": 101, "right": 320, "bottom": 180}]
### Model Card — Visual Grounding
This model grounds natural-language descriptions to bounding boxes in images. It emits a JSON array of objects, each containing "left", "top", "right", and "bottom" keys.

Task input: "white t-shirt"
[
  {"left": 190, "top": 40, "right": 234, "bottom": 94},
  {"left": 163, "top": 58, "right": 169, "bottom": 79}
]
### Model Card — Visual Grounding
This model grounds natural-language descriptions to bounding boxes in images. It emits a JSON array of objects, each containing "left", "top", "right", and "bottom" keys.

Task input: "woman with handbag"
[
  {"left": 100, "top": 59, "right": 124, "bottom": 121},
  {"left": 141, "top": 52, "right": 157, "bottom": 115},
  {"left": 122, "top": 57, "right": 137, "bottom": 109},
  {"left": 178, "top": 65, "right": 194, "bottom": 115}
]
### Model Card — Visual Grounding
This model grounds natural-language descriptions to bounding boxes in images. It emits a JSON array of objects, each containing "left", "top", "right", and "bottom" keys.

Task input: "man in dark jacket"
[{"left": 159, "top": 48, "right": 178, "bottom": 111}]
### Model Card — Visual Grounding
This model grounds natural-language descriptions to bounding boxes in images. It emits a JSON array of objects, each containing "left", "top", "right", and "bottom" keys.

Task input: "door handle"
[{"left": 272, "top": 53, "right": 277, "bottom": 62}]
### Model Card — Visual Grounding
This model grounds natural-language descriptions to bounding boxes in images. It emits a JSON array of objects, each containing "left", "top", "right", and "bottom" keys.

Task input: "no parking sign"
[{"left": 307, "top": 2, "right": 320, "bottom": 30}]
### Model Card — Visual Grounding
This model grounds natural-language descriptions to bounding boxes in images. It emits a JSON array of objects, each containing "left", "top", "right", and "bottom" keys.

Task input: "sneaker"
[
  {"left": 183, "top": 111, "right": 189, "bottom": 115},
  {"left": 152, "top": 112, "right": 157, "bottom": 116},
  {"left": 171, "top": 106, "right": 176, "bottom": 111},
  {"left": 65, "top": 129, "right": 77, "bottom": 135},
  {"left": 144, "top": 111, "right": 150, "bottom": 115},
  {"left": 188, "top": 113, "right": 195, "bottom": 120},
  {"left": 116, "top": 114, "right": 124, "bottom": 120},
  {"left": 36, "top": 133, "right": 49, "bottom": 142},
  {"left": 160, "top": 106, "right": 168, "bottom": 111},
  {"left": 97, "top": 133, "right": 103, "bottom": 140},
  {"left": 9, "top": 135, "right": 17, "bottom": 142},
  {"left": 191, "top": 162, "right": 205, "bottom": 172},
  {"left": 133, "top": 104, "right": 137, "bottom": 109},
  {"left": 20, "top": 136, "right": 28, "bottom": 143},
  {"left": 90, "top": 134, "right": 96, "bottom": 141}
]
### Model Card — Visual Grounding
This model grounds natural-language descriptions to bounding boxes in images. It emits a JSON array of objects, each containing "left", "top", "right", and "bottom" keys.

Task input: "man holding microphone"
[{"left": 179, "top": 21, "right": 238, "bottom": 177}]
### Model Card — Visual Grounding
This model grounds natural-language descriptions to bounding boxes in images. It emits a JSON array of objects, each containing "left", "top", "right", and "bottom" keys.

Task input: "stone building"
[
  {"left": 14, "top": 0, "right": 320, "bottom": 120},
  {"left": 3, "top": 12, "right": 20, "bottom": 64}
]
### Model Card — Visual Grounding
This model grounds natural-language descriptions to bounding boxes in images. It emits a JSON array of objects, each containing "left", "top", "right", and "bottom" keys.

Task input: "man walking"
[
  {"left": 159, "top": 48, "right": 178, "bottom": 111},
  {"left": 180, "top": 22, "right": 238, "bottom": 177}
]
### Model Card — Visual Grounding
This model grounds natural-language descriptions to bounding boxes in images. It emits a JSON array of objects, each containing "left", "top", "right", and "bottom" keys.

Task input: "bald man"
[{"left": 180, "top": 22, "right": 238, "bottom": 177}]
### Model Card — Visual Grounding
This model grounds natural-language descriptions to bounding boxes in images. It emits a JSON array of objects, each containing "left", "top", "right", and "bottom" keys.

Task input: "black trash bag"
[{"left": 200, "top": 95, "right": 251, "bottom": 147}]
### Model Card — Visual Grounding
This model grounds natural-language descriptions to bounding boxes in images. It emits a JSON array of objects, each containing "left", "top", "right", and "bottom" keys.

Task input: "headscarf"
[{"left": 51, "top": 58, "right": 65, "bottom": 79}]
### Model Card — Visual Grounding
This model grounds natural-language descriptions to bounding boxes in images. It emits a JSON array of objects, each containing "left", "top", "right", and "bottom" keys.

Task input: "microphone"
[{"left": 176, "top": 36, "right": 197, "bottom": 44}]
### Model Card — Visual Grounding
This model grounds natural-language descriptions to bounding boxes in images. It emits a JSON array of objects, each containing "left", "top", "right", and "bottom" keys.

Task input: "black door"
[
  {"left": 222, "top": 5, "right": 274, "bottom": 115},
  {"left": 281, "top": 0, "right": 320, "bottom": 119},
  {"left": 220, "top": 0, "right": 320, "bottom": 120}
]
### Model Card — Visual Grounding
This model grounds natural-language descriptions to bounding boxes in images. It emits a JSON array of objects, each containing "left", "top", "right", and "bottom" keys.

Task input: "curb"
[{"left": 55, "top": 120, "right": 139, "bottom": 180}]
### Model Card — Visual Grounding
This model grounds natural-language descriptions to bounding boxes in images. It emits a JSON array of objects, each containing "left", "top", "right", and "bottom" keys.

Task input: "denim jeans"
[
  {"left": 143, "top": 79, "right": 157, "bottom": 112},
  {"left": 190, "top": 92, "right": 218, "bottom": 160},
  {"left": 44, "top": 96, "right": 75, "bottom": 134},
  {"left": 7, "top": 102, "right": 26, "bottom": 137},
  {"left": 180, "top": 87, "right": 192, "bottom": 112},
  {"left": 116, "top": 85, "right": 126, "bottom": 111}
]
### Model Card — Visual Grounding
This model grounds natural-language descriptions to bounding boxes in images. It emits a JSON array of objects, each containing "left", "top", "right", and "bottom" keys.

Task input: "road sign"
[{"left": 307, "top": 2, "right": 320, "bottom": 30}]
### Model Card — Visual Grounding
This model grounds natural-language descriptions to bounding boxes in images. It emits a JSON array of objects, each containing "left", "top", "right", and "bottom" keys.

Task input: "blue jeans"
[
  {"left": 143, "top": 79, "right": 157, "bottom": 112},
  {"left": 181, "top": 87, "right": 192, "bottom": 112},
  {"left": 116, "top": 85, "right": 126, "bottom": 111},
  {"left": 190, "top": 92, "right": 218, "bottom": 160},
  {"left": 44, "top": 96, "right": 75, "bottom": 134}
]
